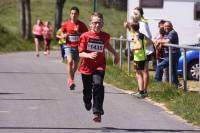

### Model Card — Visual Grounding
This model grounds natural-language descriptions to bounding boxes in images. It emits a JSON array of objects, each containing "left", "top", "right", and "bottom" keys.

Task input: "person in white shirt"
[{"left": 131, "top": 7, "right": 155, "bottom": 95}]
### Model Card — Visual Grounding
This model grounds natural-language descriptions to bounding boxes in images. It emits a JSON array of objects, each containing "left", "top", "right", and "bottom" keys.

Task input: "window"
[
  {"left": 140, "top": 0, "right": 163, "bottom": 8},
  {"left": 194, "top": 2, "right": 200, "bottom": 20}
]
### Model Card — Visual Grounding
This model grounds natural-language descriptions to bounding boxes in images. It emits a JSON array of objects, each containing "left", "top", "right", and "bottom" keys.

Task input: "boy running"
[
  {"left": 79, "top": 12, "right": 119, "bottom": 122},
  {"left": 61, "top": 6, "right": 88, "bottom": 90}
]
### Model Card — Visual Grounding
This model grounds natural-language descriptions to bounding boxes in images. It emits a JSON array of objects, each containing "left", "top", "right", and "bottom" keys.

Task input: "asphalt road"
[{"left": 0, "top": 51, "right": 199, "bottom": 133}]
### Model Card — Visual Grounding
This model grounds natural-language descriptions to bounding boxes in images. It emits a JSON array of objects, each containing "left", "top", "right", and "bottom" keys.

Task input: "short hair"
[
  {"left": 90, "top": 12, "right": 104, "bottom": 23},
  {"left": 164, "top": 21, "right": 173, "bottom": 28},
  {"left": 158, "top": 20, "right": 166, "bottom": 27},
  {"left": 91, "top": 12, "right": 103, "bottom": 20},
  {"left": 70, "top": 6, "right": 79, "bottom": 14},
  {"left": 134, "top": 7, "right": 144, "bottom": 17}
]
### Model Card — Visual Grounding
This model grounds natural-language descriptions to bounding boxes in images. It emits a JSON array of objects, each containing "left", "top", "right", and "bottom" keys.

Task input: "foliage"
[
  {"left": 0, "top": 0, "right": 126, "bottom": 53},
  {"left": 0, "top": 24, "right": 34, "bottom": 53}
]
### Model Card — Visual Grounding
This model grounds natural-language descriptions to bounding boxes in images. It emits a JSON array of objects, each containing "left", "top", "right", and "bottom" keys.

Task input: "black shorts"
[
  {"left": 34, "top": 35, "right": 43, "bottom": 41},
  {"left": 134, "top": 61, "right": 146, "bottom": 70}
]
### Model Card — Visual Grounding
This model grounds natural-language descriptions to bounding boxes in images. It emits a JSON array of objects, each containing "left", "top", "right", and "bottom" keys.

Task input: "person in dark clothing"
[{"left": 154, "top": 21, "right": 181, "bottom": 88}]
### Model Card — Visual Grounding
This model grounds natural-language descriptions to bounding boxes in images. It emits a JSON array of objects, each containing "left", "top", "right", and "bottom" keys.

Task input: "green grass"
[
  {"left": 0, "top": 0, "right": 126, "bottom": 53},
  {"left": 105, "top": 59, "right": 200, "bottom": 126},
  {"left": 169, "top": 92, "right": 200, "bottom": 125},
  {"left": 0, "top": 23, "right": 34, "bottom": 53}
]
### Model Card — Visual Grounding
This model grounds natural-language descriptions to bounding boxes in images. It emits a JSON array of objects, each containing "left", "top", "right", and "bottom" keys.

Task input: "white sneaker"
[{"left": 43, "top": 51, "right": 47, "bottom": 55}]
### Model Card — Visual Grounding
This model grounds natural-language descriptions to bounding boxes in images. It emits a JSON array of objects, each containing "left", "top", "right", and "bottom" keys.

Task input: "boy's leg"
[
  {"left": 143, "top": 61, "right": 149, "bottom": 93},
  {"left": 71, "top": 47, "right": 80, "bottom": 82},
  {"left": 81, "top": 74, "right": 93, "bottom": 111},
  {"left": 92, "top": 70, "right": 105, "bottom": 116},
  {"left": 64, "top": 46, "right": 75, "bottom": 89},
  {"left": 92, "top": 70, "right": 105, "bottom": 122}
]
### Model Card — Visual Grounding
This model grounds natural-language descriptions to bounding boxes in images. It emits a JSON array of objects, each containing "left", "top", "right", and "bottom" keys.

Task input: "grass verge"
[{"left": 105, "top": 57, "right": 200, "bottom": 126}]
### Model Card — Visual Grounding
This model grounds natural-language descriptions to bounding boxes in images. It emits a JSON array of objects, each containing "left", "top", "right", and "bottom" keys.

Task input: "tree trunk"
[
  {"left": 117, "top": 0, "right": 127, "bottom": 10},
  {"left": 55, "top": 0, "right": 65, "bottom": 32},
  {"left": 19, "top": 0, "right": 25, "bottom": 38},
  {"left": 19, "top": 0, "right": 31, "bottom": 40},
  {"left": 98, "top": 0, "right": 127, "bottom": 10},
  {"left": 24, "top": 0, "right": 31, "bottom": 39}
]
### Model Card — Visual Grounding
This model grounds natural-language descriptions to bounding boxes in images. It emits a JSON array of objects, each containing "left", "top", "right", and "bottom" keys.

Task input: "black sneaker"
[
  {"left": 93, "top": 114, "right": 101, "bottom": 123},
  {"left": 69, "top": 83, "right": 75, "bottom": 90}
]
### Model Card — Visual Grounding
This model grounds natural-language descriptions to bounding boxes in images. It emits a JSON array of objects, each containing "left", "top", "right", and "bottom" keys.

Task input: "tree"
[
  {"left": 98, "top": 0, "right": 127, "bottom": 10},
  {"left": 20, "top": 0, "right": 25, "bottom": 38},
  {"left": 55, "top": 0, "right": 66, "bottom": 32},
  {"left": 19, "top": 0, "right": 31, "bottom": 40}
]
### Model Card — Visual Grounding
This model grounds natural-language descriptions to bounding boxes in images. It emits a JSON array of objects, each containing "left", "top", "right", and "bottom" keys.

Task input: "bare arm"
[
  {"left": 79, "top": 52, "right": 98, "bottom": 60},
  {"left": 32, "top": 25, "right": 36, "bottom": 34},
  {"left": 124, "top": 21, "right": 131, "bottom": 31},
  {"left": 106, "top": 43, "right": 119, "bottom": 64}
]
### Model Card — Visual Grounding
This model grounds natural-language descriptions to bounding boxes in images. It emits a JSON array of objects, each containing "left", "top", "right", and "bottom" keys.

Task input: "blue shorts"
[{"left": 63, "top": 45, "right": 79, "bottom": 62}]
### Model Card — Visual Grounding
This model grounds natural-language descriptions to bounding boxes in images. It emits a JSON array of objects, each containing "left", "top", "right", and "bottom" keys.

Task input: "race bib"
[
  {"left": 68, "top": 34, "right": 80, "bottom": 42},
  {"left": 87, "top": 39, "right": 104, "bottom": 53}
]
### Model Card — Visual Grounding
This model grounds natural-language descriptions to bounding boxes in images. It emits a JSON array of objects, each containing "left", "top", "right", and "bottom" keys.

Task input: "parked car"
[{"left": 177, "top": 45, "right": 199, "bottom": 80}]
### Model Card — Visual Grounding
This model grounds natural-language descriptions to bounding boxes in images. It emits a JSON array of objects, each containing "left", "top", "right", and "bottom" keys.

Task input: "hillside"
[{"left": 0, "top": 0, "right": 126, "bottom": 52}]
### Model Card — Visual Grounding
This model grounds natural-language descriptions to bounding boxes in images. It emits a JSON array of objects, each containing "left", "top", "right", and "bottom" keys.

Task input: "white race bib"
[
  {"left": 68, "top": 34, "right": 80, "bottom": 42},
  {"left": 87, "top": 39, "right": 104, "bottom": 53}
]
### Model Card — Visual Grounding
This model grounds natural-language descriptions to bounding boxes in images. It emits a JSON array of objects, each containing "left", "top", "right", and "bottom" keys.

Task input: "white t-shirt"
[{"left": 139, "top": 20, "right": 154, "bottom": 55}]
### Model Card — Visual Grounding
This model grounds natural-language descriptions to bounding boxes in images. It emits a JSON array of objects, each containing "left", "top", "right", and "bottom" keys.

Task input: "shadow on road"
[
  {"left": 0, "top": 93, "right": 24, "bottom": 95},
  {"left": 0, "top": 126, "right": 199, "bottom": 132},
  {"left": 0, "top": 99, "right": 57, "bottom": 101},
  {"left": 0, "top": 71, "right": 66, "bottom": 75}
]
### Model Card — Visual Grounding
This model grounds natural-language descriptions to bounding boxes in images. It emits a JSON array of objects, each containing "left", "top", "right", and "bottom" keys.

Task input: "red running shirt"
[
  {"left": 79, "top": 31, "right": 110, "bottom": 75},
  {"left": 61, "top": 20, "right": 88, "bottom": 47}
]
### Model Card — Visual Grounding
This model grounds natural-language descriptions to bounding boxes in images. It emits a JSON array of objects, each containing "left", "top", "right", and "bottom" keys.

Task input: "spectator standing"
[
  {"left": 32, "top": 19, "right": 44, "bottom": 57},
  {"left": 154, "top": 20, "right": 166, "bottom": 61},
  {"left": 154, "top": 20, "right": 169, "bottom": 82},
  {"left": 61, "top": 6, "right": 88, "bottom": 90},
  {"left": 79, "top": 12, "right": 119, "bottom": 122},
  {"left": 124, "top": 21, "right": 153, "bottom": 98},
  {"left": 130, "top": 7, "right": 154, "bottom": 95},
  {"left": 154, "top": 21, "right": 181, "bottom": 88}
]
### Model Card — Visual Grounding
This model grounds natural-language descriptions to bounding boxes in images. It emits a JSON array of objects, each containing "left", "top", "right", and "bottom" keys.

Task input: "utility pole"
[{"left": 93, "top": 0, "right": 97, "bottom": 12}]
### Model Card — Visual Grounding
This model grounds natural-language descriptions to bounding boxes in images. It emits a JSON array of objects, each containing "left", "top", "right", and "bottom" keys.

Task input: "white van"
[{"left": 127, "top": 0, "right": 200, "bottom": 44}]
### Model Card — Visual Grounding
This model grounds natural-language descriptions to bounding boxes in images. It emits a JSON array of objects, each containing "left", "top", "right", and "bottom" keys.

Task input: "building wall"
[{"left": 127, "top": 0, "right": 200, "bottom": 44}]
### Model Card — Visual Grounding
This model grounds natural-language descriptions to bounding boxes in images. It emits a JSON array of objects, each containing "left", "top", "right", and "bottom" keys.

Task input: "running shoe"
[
  {"left": 47, "top": 50, "right": 50, "bottom": 55},
  {"left": 70, "top": 83, "right": 75, "bottom": 90},
  {"left": 43, "top": 51, "right": 47, "bottom": 56},
  {"left": 134, "top": 92, "right": 146, "bottom": 99},
  {"left": 143, "top": 91, "right": 148, "bottom": 97},
  {"left": 93, "top": 114, "right": 101, "bottom": 123},
  {"left": 67, "top": 79, "right": 75, "bottom": 90},
  {"left": 36, "top": 53, "right": 39, "bottom": 57}
]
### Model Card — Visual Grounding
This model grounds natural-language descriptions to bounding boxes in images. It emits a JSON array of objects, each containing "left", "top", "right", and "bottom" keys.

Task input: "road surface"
[{"left": 0, "top": 52, "right": 199, "bottom": 133}]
